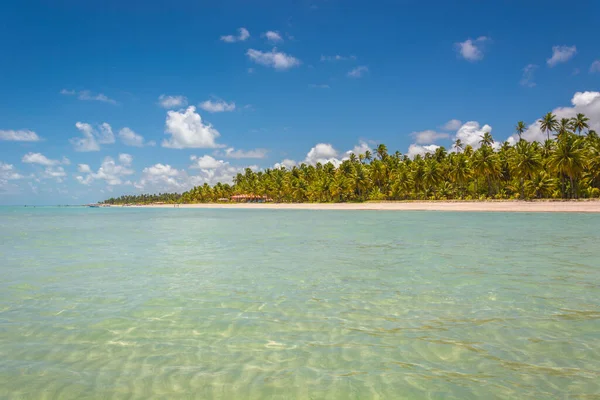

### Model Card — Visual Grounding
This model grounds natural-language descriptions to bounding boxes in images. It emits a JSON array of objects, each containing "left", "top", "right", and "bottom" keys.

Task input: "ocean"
[{"left": 1, "top": 207, "right": 599, "bottom": 399}]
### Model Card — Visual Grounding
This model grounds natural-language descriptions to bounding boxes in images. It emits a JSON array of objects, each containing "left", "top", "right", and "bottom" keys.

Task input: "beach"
[{"left": 114, "top": 200, "right": 600, "bottom": 213}]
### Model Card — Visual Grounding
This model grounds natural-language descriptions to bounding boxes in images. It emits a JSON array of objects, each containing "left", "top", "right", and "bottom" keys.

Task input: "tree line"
[{"left": 102, "top": 112, "right": 600, "bottom": 204}]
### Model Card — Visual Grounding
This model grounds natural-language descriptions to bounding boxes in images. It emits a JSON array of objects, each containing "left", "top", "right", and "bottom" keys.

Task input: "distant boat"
[{"left": 87, "top": 204, "right": 100, "bottom": 208}]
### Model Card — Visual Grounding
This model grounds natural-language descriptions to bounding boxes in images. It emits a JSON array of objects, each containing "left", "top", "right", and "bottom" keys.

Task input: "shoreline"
[{"left": 107, "top": 200, "right": 600, "bottom": 213}]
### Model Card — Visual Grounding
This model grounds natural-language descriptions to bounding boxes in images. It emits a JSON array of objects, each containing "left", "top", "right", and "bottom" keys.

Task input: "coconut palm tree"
[
  {"left": 548, "top": 134, "right": 586, "bottom": 198},
  {"left": 571, "top": 113, "right": 590, "bottom": 136},
  {"left": 480, "top": 132, "right": 494, "bottom": 147},
  {"left": 515, "top": 121, "right": 527, "bottom": 141},
  {"left": 510, "top": 140, "right": 542, "bottom": 199},
  {"left": 539, "top": 112, "right": 558, "bottom": 141},
  {"left": 453, "top": 139, "right": 464, "bottom": 153}
]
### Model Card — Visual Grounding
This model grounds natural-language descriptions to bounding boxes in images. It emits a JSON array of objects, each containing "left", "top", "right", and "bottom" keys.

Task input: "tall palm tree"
[
  {"left": 571, "top": 113, "right": 590, "bottom": 136},
  {"left": 480, "top": 132, "right": 494, "bottom": 147},
  {"left": 453, "top": 139, "right": 464, "bottom": 153},
  {"left": 510, "top": 140, "right": 542, "bottom": 199},
  {"left": 539, "top": 112, "right": 558, "bottom": 141},
  {"left": 515, "top": 121, "right": 527, "bottom": 141},
  {"left": 557, "top": 118, "right": 573, "bottom": 138},
  {"left": 549, "top": 134, "right": 585, "bottom": 198},
  {"left": 375, "top": 144, "right": 388, "bottom": 160}
]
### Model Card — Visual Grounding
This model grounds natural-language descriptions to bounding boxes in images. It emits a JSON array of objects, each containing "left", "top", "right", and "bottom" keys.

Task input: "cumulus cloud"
[
  {"left": 590, "top": 60, "right": 600, "bottom": 74},
  {"left": 407, "top": 144, "right": 440, "bottom": 159},
  {"left": 520, "top": 64, "right": 538, "bottom": 87},
  {"left": 118, "top": 127, "right": 154, "bottom": 147},
  {"left": 347, "top": 66, "right": 368, "bottom": 78},
  {"left": 158, "top": 95, "right": 188, "bottom": 109},
  {"left": 77, "top": 164, "right": 91, "bottom": 173},
  {"left": 162, "top": 106, "right": 222, "bottom": 149},
  {"left": 453, "top": 121, "right": 493, "bottom": 149},
  {"left": 455, "top": 36, "right": 489, "bottom": 61},
  {"left": 547, "top": 45, "right": 577, "bottom": 67},
  {"left": 189, "top": 155, "right": 224, "bottom": 169},
  {"left": 274, "top": 159, "right": 297, "bottom": 169},
  {"left": 264, "top": 31, "right": 283, "bottom": 43},
  {"left": 75, "top": 156, "right": 134, "bottom": 186},
  {"left": 22, "top": 152, "right": 69, "bottom": 166},
  {"left": 246, "top": 48, "right": 300, "bottom": 70},
  {"left": 0, "top": 162, "right": 24, "bottom": 181},
  {"left": 70, "top": 122, "right": 115, "bottom": 152},
  {"left": 199, "top": 99, "right": 236, "bottom": 113},
  {"left": 0, "top": 130, "right": 40, "bottom": 142},
  {"left": 42, "top": 166, "right": 67, "bottom": 181},
  {"left": 345, "top": 141, "right": 371, "bottom": 156},
  {"left": 442, "top": 119, "right": 462, "bottom": 131},
  {"left": 411, "top": 130, "right": 450, "bottom": 144},
  {"left": 320, "top": 55, "right": 357, "bottom": 62},
  {"left": 215, "top": 147, "right": 268, "bottom": 159},
  {"left": 305, "top": 143, "right": 341, "bottom": 166},
  {"left": 61, "top": 89, "right": 117, "bottom": 105},
  {"left": 220, "top": 27, "right": 250, "bottom": 43}
]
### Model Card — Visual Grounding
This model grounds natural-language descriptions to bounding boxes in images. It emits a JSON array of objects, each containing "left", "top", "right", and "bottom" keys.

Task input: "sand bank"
[{"left": 113, "top": 201, "right": 600, "bottom": 213}]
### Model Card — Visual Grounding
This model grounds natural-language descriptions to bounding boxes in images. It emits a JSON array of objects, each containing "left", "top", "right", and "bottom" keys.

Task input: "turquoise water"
[{"left": 1, "top": 207, "right": 599, "bottom": 399}]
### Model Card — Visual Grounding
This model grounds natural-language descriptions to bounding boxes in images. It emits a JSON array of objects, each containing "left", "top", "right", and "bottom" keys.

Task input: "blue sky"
[{"left": 1, "top": 0, "right": 599, "bottom": 204}]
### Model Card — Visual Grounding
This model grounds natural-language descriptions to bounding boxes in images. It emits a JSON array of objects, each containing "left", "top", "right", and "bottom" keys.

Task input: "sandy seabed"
[{"left": 112, "top": 200, "right": 600, "bottom": 213}]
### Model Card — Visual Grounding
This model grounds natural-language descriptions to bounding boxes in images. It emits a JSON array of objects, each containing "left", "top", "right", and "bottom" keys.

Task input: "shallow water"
[{"left": 1, "top": 207, "right": 599, "bottom": 399}]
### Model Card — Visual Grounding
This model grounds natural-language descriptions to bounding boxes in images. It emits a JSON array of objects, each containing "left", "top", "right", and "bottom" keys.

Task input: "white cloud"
[
  {"left": 246, "top": 48, "right": 300, "bottom": 70},
  {"left": 547, "top": 45, "right": 577, "bottom": 67},
  {"left": 309, "top": 84, "right": 330, "bottom": 89},
  {"left": 442, "top": 119, "right": 462, "bottom": 131},
  {"left": 345, "top": 141, "right": 371, "bottom": 156},
  {"left": 22, "top": 152, "right": 68, "bottom": 166},
  {"left": 455, "top": 36, "right": 489, "bottom": 61},
  {"left": 75, "top": 156, "right": 134, "bottom": 186},
  {"left": 0, "top": 130, "right": 40, "bottom": 142},
  {"left": 0, "top": 162, "right": 24, "bottom": 180},
  {"left": 189, "top": 155, "right": 224, "bottom": 169},
  {"left": 135, "top": 156, "right": 254, "bottom": 192},
  {"left": 320, "top": 55, "right": 357, "bottom": 62},
  {"left": 407, "top": 144, "right": 440, "bottom": 159},
  {"left": 71, "top": 122, "right": 99, "bottom": 152},
  {"left": 118, "top": 153, "right": 133, "bottom": 166},
  {"left": 220, "top": 27, "right": 250, "bottom": 43},
  {"left": 70, "top": 122, "right": 115, "bottom": 152},
  {"left": 453, "top": 121, "right": 493, "bottom": 149},
  {"left": 264, "top": 31, "right": 283, "bottom": 43},
  {"left": 97, "top": 123, "right": 115, "bottom": 144},
  {"left": 305, "top": 143, "right": 341, "bottom": 166},
  {"left": 61, "top": 89, "right": 117, "bottom": 105},
  {"left": 216, "top": 147, "right": 268, "bottom": 159},
  {"left": 42, "top": 166, "right": 66, "bottom": 181},
  {"left": 118, "top": 127, "right": 153, "bottom": 147},
  {"left": 411, "top": 130, "right": 450, "bottom": 144},
  {"left": 590, "top": 60, "right": 600, "bottom": 74},
  {"left": 162, "top": 106, "right": 222, "bottom": 149},
  {"left": 77, "top": 164, "right": 91, "bottom": 173},
  {"left": 274, "top": 159, "right": 297, "bottom": 169},
  {"left": 347, "top": 66, "right": 368, "bottom": 78},
  {"left": 199, "top": 99, "right": 236, "bottom": 113},
  {"left": 520, "top": 64, "right": 538, "bottom": 87},
  {"left": 158, "top": 95, "right": 188, "bottom": 109}
]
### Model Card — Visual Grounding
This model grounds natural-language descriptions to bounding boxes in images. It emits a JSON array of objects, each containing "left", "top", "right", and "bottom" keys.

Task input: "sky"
[{"left": 1, "top": 0, "right": 599, "bottom": 205}]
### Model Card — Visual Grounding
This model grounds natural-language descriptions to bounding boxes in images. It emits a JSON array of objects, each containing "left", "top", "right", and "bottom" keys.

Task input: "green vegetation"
[{"left": 102, "top": 113, "right": 600, "bottom": 204}]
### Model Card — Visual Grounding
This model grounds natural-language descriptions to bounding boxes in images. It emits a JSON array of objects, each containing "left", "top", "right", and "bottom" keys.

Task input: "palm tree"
[
  {"left": 375, "top": 144, "right": 388, "bottom": 160},
  {"left": 539, "top": 112, "right": 558, "bottom": 141},
  {"left": 480, "top": 132, "right": 494, "bottom": 147},
  {"left": 549, "top": 134, "right": 585, "bottom": 198},
  {"left": 454, "top": 139, "right": 464, "bottom": 153},
  {"left": 515, "top": 121, "right": 527, "bottom": 141},
  {"left": 557, "top": 118, "right": 573, "bottom": 138},
  {"left": 571, "top": 113, "right": 589, "bottom": 136},
  {"left": 510, "top": 140, "right": 542, "bottom": 199}
]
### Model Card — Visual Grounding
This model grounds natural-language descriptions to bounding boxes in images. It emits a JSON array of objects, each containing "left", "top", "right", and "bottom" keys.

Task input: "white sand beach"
[{"left": 116, "top": 201, "right": 600, "bottom": 213}]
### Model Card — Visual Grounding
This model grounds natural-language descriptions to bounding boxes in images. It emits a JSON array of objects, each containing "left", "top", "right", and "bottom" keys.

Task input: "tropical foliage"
[{"left": 102, "top": 113, "right": 600, "bottom": 204}]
